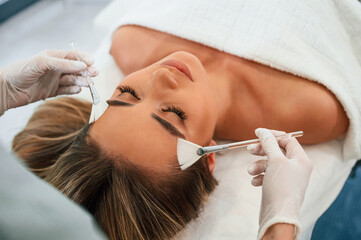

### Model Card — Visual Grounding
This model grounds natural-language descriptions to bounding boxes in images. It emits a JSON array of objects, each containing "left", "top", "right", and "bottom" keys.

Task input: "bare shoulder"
[
  {"left": 233, "top": 60, "right": 350, "bottom": 144},
  {"left": 247, "top": 59, "right": 351, "bottom": 144},
  {"left": 288, "top": 82, "right": 349, "bottom": 144}
]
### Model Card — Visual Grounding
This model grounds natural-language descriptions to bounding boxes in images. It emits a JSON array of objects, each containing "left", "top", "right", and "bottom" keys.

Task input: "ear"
[{"left": 206, "top": 140, "right": 216, "bottom": 173}]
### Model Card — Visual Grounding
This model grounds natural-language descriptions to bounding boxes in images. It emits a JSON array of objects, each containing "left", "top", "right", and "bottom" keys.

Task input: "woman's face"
[{"left": 90, "top": 51, "right": 217, "bottom": 172}]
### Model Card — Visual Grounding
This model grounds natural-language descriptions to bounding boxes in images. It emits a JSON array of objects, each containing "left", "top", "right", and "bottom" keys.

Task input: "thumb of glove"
[{"left": 255, "top": 128, "right": 284, "bottom": 160}]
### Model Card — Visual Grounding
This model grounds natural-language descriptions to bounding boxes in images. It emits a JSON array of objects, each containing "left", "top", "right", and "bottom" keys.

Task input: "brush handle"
[
  {"left": 197, "top": 131, "right": 303, "bottom": 155},
  {"left": 71, "top": 41, "right": 101, "bottom": 105}
]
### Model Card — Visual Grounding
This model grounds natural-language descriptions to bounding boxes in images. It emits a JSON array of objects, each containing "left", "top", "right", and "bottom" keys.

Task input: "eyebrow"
[
  {"left": 106, "top": 100, "right": 134, "bottom": 106},
  {"left": 107, "top": 99, "right": 186, "bottom": 138},
  {"left": 151, "top": 113, "right": 186, "bottom": 138}
]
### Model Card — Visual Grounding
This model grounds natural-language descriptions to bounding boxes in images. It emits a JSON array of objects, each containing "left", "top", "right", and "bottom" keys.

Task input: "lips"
[{"left": 160, "top": 59, "right": 193, "bottom": 81}]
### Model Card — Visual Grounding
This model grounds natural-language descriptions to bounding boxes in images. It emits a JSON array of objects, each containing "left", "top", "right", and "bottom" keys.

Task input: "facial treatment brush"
[
  {"left": 177, "top": 131, "right": 303, "bottom": 170},
  {"left": 70, "top": 41, "right": 108, "bottom": 123}
]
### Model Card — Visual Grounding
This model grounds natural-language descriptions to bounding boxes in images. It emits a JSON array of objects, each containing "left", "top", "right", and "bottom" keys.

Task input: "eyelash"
[
  {"left": 118, "top": 85, "right": 187, "bottom": 121},
  {"left": 163, "top": 105, "right": 187, "bottom": 121},
  {"left": 118, "top": 85, "right": 140, "bottom": 100}
]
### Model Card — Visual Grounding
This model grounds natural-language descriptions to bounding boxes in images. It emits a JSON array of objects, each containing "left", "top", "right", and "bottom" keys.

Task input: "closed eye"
[
  {"left": 118, "top": 85, "right": 140, "bottom": 100},
  {"left": 105, "top": 100, "right": 186, "bottom": 138},
  {"left": 162, "top": 105, "right": 187, "bottom": 121}
]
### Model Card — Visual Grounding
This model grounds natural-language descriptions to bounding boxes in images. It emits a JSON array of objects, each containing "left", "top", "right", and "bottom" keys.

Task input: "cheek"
[{"left": 188, "top": 94, "right": 217, "bottom": 140}]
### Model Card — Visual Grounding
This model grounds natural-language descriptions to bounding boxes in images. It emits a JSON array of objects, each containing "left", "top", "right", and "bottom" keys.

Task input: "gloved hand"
[
  {"left": 0, "top": 49, "right": 98, "bottom": 115},
  {"left": 247, "top": 128, "right": 313, "bottom": 240}
]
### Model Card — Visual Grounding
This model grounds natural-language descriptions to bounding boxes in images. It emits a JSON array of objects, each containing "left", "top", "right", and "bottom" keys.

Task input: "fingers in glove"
[
  {"left": 251, "top": 174, "right": 264, "bottom": 187},
  {"left": 45, "top": 49, "right": 94, "bottom": 65},
  {"left": 247, "top": 143, "right": 265, "bottom": 156},
  {"left": 59, "top": 74, "right": 89, "bottom": 87},
  {"left": 47, "top": 57, "right": 87, "bottom": 73},
  {"left": 248, "top": 129, "right": 287, "bottom": 156},
  {"left": 77, "top": 66, "right": 99, "bottom": 78},
  {"left": 86, "top": 65, "right": 99, "bottom": 77},
  {"left": 248, "top": 159, "right": 268, "bottom": 176},
  {"left": 255, "top": 128, "right": 285, "bottom": 159},
  {"left": 58, "top": 86, "right": 81, "bottom": 95},
  {"left": 278, "top": 137, "right": 310, "bottom": 164},
  {"left": 72, "top": 51, "right": 94, "bottom": 66}
]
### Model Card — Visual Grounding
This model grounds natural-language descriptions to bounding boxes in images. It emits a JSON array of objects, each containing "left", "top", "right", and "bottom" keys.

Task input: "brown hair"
[{"left": 12, "top": 97, "right": 218, "bottom": 240}]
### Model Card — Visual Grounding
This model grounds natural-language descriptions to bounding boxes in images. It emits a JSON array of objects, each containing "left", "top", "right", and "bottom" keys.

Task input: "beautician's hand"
[
  {"left": 0, "top": 49, "right": 98, "bottom": 114},
  {"left": 247, "top": 128, "right": 313, "bottom": 240}
]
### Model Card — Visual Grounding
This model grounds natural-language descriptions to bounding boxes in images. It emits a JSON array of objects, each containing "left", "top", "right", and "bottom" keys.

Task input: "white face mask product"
[
  {"left": 70, "top": 41, "right": 108, "bottom": 123},
  {"left": 177, "top": 131, "right": 304, "bottom": 170}
]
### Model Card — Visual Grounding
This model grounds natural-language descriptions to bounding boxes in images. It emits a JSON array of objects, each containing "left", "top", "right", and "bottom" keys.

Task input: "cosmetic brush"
[
  {"left": 70, "top": 41, "right": 108, "bottom": 123},
  {"left": 177, "top": 131, "right": 303, "bottom": 170}
]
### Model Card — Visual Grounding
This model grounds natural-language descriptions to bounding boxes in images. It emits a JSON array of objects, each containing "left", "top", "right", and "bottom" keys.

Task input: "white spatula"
[{"left": 71, "top": 41, "right": 108, "bottom": 123}]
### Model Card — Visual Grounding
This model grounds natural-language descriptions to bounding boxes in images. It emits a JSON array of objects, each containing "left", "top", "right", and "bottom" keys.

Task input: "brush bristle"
[{"left": 177, "top": 138, "right": 203, "bottom": 170}]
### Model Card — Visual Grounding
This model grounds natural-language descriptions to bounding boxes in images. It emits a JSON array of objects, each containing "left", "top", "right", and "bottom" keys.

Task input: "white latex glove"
[
  {"left": 0, "top": 49, "right": 98, "bottom": 115},
  {"left": 247, "top": 128, "right": 313, "bottom": 240}
]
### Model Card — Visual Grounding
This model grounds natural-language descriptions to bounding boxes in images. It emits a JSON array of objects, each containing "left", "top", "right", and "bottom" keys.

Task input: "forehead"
[{"left": 89, "top": 105, "right": 179, "bottom": 172}]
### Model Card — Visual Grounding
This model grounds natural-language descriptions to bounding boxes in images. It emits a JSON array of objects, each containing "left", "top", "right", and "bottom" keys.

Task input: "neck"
[{"left": 199, "top": 52, "right": 257, "bottom": 139}]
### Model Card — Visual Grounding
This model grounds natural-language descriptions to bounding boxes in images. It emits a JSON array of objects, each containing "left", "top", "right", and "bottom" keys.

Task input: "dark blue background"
[
  {"left": 0, "top": 0, "right": 39, "bottom": 23},
  {"left": 312, "top": 162, "right": 361, "bottom": 240}
]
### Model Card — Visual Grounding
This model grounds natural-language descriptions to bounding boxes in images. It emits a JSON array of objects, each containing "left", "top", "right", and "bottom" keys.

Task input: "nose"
[{"left": 151, "top": 68, "right": 178, "bottom": 91}]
